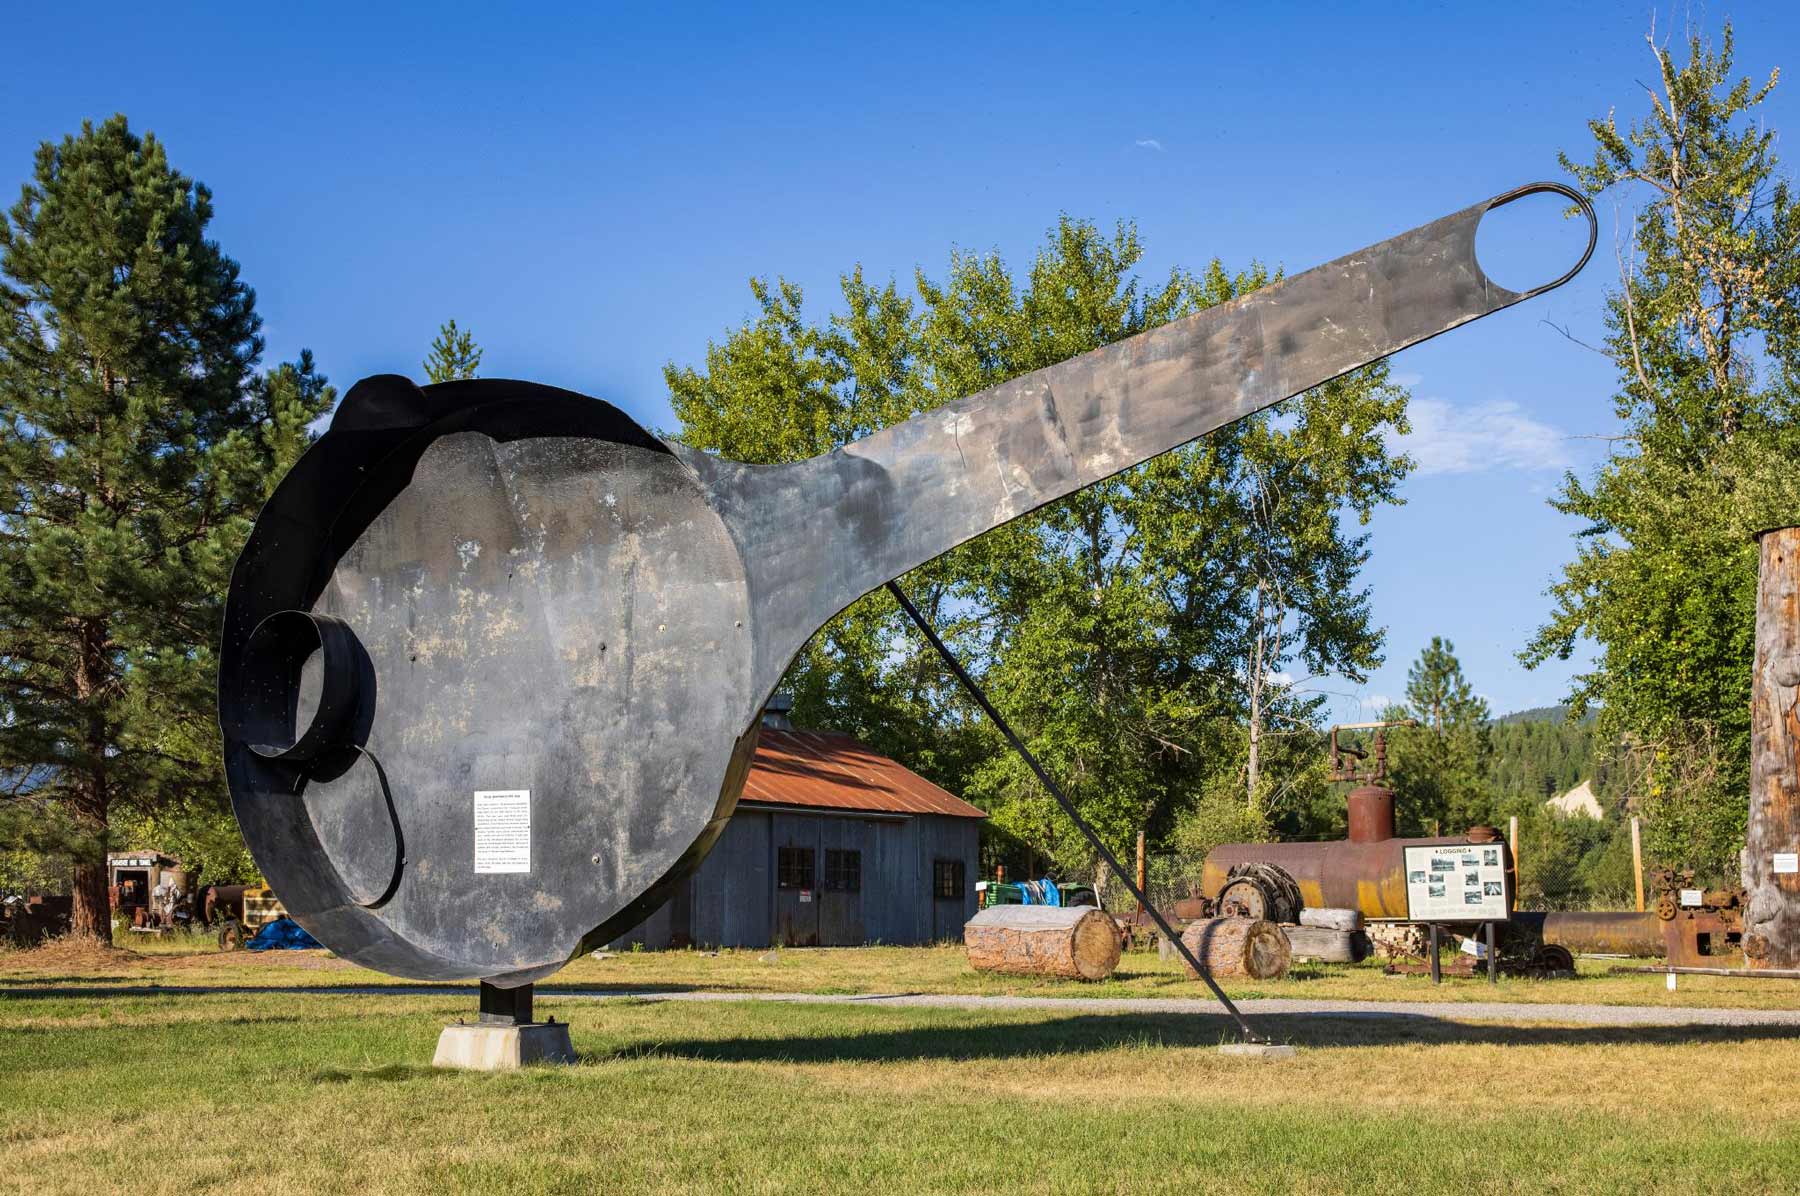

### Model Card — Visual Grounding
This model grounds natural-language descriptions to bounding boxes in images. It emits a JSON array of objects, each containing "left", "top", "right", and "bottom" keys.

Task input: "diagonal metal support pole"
[{"left": 886, "top": 580, "right": 1266, "bottom": 1043}]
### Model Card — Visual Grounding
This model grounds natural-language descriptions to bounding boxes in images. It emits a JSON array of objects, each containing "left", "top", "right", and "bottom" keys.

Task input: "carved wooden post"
[{"left": 1744, "top": 528, "right": 1800, "bottom": 969}]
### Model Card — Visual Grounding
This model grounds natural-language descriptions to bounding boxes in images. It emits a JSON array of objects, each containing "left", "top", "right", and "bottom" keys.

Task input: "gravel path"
[
  {"left": 5, "top": 982, "right": 1798, "bottom": 1028},
  {"left": 569, "top": 988, "right": 1800, "bottom": 1028}
]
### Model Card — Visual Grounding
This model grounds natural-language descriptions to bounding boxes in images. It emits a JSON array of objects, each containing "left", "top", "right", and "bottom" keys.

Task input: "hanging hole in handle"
[{"left": 1473, "top": 182, "right": 1598, "bottom": 298}]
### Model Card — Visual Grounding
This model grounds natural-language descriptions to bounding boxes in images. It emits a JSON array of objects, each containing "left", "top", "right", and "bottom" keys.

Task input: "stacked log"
[
  {"left": 1286, "top": 907, "right": 1367, "bottom": 962},
  {"left": 964, "top": 905, "right": 1122, "bottom": 981},
  {"left": 1283, "top": 925, "right": 1369, "bottom": 963},
  {"left": 1177, "top": 917, "right": 1290, "bottom": 980},
  {"left": 1298, "top": 907, "right": 1363, "bottom": 932}
]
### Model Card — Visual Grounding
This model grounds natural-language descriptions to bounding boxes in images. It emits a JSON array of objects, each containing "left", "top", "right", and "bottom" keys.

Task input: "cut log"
[
  {"left": 1298, "top": 907, "right": 1363, "bottom": 932},
  {"left": 1283, "top": 925, "right": 1368, "bottom": 963},
  {"left": 964, "top": 905, "right": 1122, "bottom": 981},
  {"left": 1178, "top": 917, "right": 1290, "bottom": 980}
]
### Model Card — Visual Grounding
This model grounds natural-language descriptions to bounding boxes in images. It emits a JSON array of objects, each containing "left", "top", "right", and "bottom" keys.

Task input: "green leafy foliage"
[
  {"left": 0, "top": 116, "right": 333, "bottom": 927},
  {"left": 1521, "top": 26, "right": 1798, "bottom": 883},
  {"left": 668, "top": 217, "right": 1412, "bottom": 876}
]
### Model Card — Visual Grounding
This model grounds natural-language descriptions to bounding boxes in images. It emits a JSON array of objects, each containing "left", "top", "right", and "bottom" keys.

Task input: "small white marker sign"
[
  {"left": 1775, "top": 852, "right": 1799, "bottom": 876},
  {"left": 473, "top": 790, "right": 532, "bottom": 874}
]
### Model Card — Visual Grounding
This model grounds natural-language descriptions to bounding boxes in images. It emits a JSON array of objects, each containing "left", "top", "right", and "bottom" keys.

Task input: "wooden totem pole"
[{"left": 1744, "top": 527, "right": 1800, "bottom": 969}]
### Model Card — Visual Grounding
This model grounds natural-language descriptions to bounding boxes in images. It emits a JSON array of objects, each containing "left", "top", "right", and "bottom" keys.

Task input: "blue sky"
[{"left": 5, "top": 2, "right": 1796, "bottom": 719}]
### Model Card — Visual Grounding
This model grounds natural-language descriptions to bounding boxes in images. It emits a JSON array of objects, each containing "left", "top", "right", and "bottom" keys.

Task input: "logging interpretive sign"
[
  {"left": 474, "top": 790, "right": 532, "bottom": 874},
  {"left": 1403, "top": 844, "right": 1509, "bottom": 922}
]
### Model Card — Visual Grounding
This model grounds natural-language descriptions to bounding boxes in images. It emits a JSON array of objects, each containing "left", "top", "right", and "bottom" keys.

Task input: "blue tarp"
[{"left": 245, "top": 916, "right": 323, "bottom": 951}]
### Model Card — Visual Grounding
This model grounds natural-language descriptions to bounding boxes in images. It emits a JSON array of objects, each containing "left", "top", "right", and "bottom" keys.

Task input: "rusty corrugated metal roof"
[{"left": 740, "top": 728, "right": 987, "bottom": 819}]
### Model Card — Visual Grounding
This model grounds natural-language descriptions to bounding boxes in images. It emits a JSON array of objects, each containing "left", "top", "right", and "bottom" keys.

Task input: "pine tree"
[
  {"left": 0, "top": 116, "right": 333, "bottom": 937},
  {"left": 423, "top": 318, "right": 482, "bottom": 383},
  {"left": 1388, "top": 637, "right": 1491, "bottom": 834}
]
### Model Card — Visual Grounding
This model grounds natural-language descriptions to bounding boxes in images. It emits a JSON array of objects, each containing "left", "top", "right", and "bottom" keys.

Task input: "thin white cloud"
[
  {"left": 1134, "top": 138, "right": 1164, "bottom": 152},
  {"left": 1397, "top": 397, "right": 1572, "bottom": 476}
]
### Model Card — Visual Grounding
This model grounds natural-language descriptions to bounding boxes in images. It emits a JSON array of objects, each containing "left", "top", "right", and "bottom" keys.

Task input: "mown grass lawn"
[
  {"left": 11, "top": 933, "right": 1795, "bottom": 1010},
  {"left": 4, "top": 983, "right": 1799, "bottom": 1195},
  {"left": 4, "top": 941, "right": 1800, "bottom": 1194}
]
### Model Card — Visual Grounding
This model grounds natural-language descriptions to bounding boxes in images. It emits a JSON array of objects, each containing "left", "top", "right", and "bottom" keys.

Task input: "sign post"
[
  {"left": 1403, "top": 843, "right": 1511, "bottom": 984},
  {"left": 1403, "top": 843, "right": 1511, "bottom": 923}
]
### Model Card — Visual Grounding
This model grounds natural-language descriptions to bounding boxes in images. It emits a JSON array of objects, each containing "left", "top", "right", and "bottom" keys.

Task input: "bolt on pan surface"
[{"left": 218, "top": 183, "right": 1596, "bottom": 984}]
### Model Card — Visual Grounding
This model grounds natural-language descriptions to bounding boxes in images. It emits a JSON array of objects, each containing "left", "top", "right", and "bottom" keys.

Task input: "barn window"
[
  {"left": 933, "top": 858, "right": 965, "bottom": 900},
  {"left": 824, "top": 849, "right": 861, "bottom": 892},
  {"left": 777, "top": 846, "right": 814, "bottom": 890}
]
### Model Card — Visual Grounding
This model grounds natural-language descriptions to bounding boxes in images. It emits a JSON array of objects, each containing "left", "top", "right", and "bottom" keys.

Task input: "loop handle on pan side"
[
  {"left": 1478, "top": 181, "right": 1598, "bottom": 300},
  {"left": 241, "top": 609, "right": 363, "bottom": 762},
  {"left": 240, "top": 610, "right": 404, "bottom": 910}
]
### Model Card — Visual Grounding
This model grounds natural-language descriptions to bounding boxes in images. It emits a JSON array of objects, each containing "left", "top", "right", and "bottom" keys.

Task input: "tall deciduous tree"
[
  {"left": 0, "top": 116, "right": 333, "bottom": 936},
  {"left": 423, "top": 318, "right": 482, "bottom": 383},
  {"left": 668, "top": 217, "right": 1412, "bottom": 876},
  {"left": 1522, "top": 25, "right": 1799, "bottom": 880}
]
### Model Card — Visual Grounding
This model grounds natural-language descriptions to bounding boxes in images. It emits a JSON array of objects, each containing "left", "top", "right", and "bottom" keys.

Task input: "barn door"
[
  {"left": 931, "top": 857, "right": 967, "bottom": 942},
  {"left": 773, "top": 816, "right": 820, "bottom": 946},
  {"left": 818, "top": 818, "right": 866, "bottom": 947}
]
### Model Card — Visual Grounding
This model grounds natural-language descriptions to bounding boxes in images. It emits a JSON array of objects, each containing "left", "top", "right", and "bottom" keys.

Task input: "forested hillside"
[{"left": 1485, "top": 707, "right": 1596, "bottom": 807}]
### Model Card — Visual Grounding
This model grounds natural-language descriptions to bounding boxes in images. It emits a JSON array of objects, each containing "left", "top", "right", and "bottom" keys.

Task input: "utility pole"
[
  {"left": 1744, "top": 528, "right": 1800, "bottom": 969},
  {"left": 1135, "top": 829, "right": 1147, "bottom": 918},
  {"left": 1630, "top": 816, "right": 1645, "bottom": 913}
]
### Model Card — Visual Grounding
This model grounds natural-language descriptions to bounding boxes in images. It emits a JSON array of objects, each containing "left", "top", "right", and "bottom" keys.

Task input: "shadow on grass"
[
  {"left": 311, "top": 1063, "right": 440, "bottom": 1084},
  {"left": 583, "top": 1011, "right": 1800, "bottom": 1064},
  {"left": 2, "top": 1013, "right": 310, "bottom": 1036},
  {"left": 0, "top": 981, "right": 723, "bottom": 1000}
]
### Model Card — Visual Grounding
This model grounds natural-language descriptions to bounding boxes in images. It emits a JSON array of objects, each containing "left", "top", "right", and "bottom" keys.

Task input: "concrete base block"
[
  {"left": 1217, "top": 1042, "right": 1297, "bottom": 1060},
  {"left": 433, "top": 1022, "right": 577, "bottom": 1071}
]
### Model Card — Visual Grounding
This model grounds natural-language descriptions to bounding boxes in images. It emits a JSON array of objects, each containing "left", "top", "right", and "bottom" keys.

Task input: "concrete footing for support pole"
[
  {"left": 432, "top": 1022, "right": 577, "bottom": 1071},
  {"left": 1217, "top": 1042, "right": 1296, "bottom": 1060}
]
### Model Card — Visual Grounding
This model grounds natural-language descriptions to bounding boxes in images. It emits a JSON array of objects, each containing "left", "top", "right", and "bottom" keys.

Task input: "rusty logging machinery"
[
  {"left": 1210, "top": 719, "right": 1417, "bottom": 924},
  {"left": 1650, "top": 868, "right": 1746, "bottom": 966},
  {"left": 1201, "top": 719, "right": 1579, "bottom": 977},
  {"left": 219, "top": 183, "right": 1596, "bottom": 1041}
]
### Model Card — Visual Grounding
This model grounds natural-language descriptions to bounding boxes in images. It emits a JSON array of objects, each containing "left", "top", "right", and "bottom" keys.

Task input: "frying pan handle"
[{"left": 706, "top": 181, "right": 1602, "bottom": 697}]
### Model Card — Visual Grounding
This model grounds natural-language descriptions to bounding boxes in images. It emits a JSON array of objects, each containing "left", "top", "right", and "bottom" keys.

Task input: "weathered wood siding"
[{"left": 608, "top": 807, "right": 979, "bottom": 950}]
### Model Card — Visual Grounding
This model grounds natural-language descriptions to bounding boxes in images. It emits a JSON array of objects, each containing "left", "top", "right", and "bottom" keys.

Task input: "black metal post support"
[
  {"left": 1428, "top": 924, "right": 1441, "bottom": 985},
  {"left": 478, "top": 981, "right": 533, "bottom": 1026},
  {"left": 886, "top": 580, "right": 1264, "bottom": 1044},
  {"left": 1486, "top": 921, "right": 1497, "bottom": 985}
]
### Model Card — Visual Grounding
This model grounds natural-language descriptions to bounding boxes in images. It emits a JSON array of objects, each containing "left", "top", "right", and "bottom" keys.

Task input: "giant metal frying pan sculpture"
[{"left": 220, "top": 183, "right": 1596, "bottom": 985}]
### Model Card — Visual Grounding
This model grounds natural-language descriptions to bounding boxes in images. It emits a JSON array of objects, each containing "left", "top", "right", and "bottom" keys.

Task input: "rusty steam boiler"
[{"left": 1202, "top": 720, "right": 1516, "bottom": 923}]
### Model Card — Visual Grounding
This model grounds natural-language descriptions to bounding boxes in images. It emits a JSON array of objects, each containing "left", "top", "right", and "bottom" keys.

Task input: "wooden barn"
[{"left": 609, "top": 702, "right": 984, "bottom": 949}]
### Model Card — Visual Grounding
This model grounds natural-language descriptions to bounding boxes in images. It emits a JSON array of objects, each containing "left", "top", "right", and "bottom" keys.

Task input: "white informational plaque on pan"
[
  {"left": 1403, "top": 843, "right": 1509, "bottom": 922},
  {"left": 473, "top": 790, "right": 532, "bottom": 875}
]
